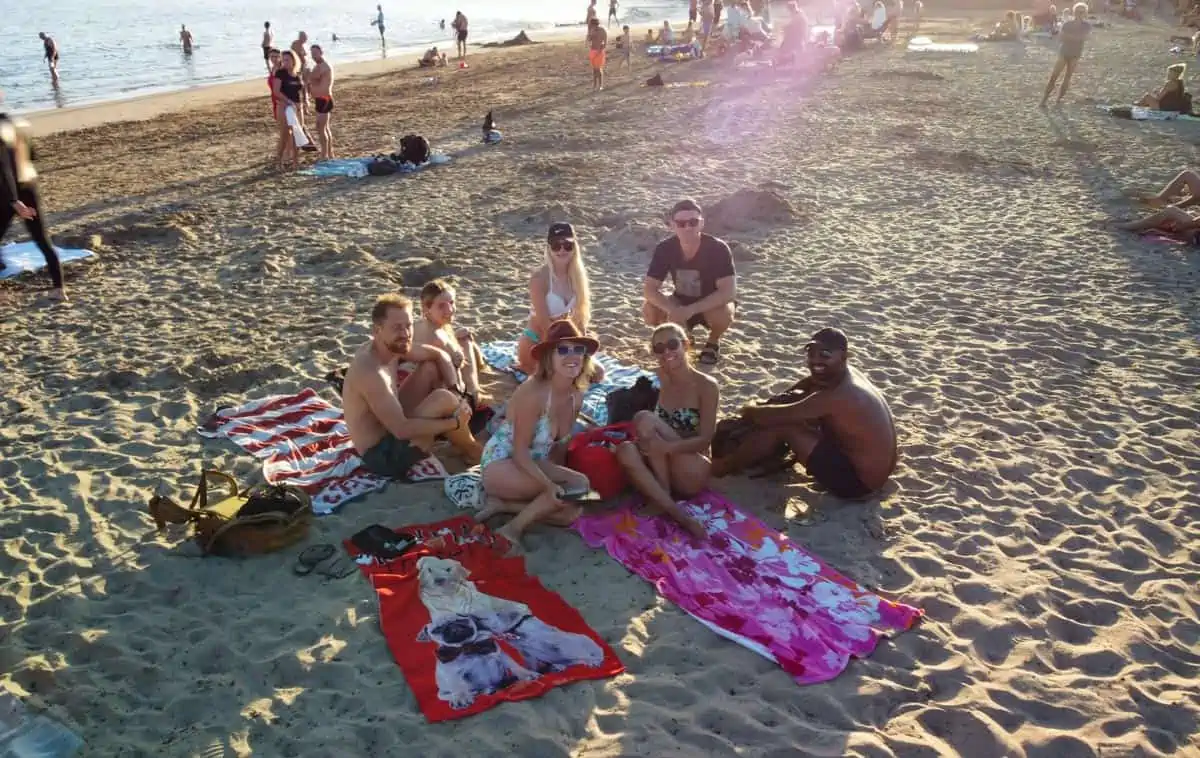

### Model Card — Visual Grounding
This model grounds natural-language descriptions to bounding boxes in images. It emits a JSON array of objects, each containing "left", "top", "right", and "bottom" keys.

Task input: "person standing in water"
[
  {"left": 309, "top": 45, "right": 335, "bottom": 160},
  {"left": 0, "top": 97, "right": 66, "bottom": 301},
  {"left": 38, "top": 33, "right": 59, "bottom": 86},
  {"left": 261, "top": 22, "right": 274, "bottom": 72},
  {"left": 608, "top": 0, "right": 619, "bottom": 26},
  {"left": 371, "top": 4, "right": 386, "bottom": 47},
  {"left": 180, "top": 25, "right": 194, "bottom": 54}
]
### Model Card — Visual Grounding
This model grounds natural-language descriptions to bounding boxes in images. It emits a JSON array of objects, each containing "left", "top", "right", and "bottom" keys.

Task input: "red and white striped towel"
[{"left": 197, "top": 388, "right": 446, "bottom": 515}]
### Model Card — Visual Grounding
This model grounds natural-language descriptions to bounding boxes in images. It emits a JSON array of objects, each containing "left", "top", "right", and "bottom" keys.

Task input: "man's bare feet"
[{"left": 48, "top": 288, "right": 67, "bottom": 302}]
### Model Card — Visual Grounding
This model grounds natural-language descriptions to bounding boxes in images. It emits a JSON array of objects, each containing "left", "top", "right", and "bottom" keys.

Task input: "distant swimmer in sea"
[
  {"left": 38, "top": 33, "right": 59, "bottom": 86},
  {"left": 439, "top": 19, "right": 446, "bottom": 31},
  {"left": 0, "top": 96, "right": 67, "bottom": 301},
  {"left": 180, "top": 25, "right": 194, "bottom": 54},
  {"left": 332, "top": 33, "right": 340, "bottom": 42},
  {"left": 309, "top": 44, "right": 335, "bottom": 160},
  {"left": 371, "top": 4, "right": 386, "bottom": 47},
  {"left": 262, "top": 21, "right": 273, "bottom": 73}
]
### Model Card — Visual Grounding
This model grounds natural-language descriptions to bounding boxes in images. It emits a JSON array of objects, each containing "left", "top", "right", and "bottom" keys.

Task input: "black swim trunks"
[
  {"left": 262, "top": 45, "right": 271, "bottom": 61},
  {"left": 314, "top": 96, "right": 334, "bottom": 114},
  {"left": 457, "top": 29, "right": 469, "bottom": 43},
  {"left": 805, "top": 434, "right": 871, "bottom": 499},
  {"left": 360, "top": 433, "right": 427, "bottom": 481}
]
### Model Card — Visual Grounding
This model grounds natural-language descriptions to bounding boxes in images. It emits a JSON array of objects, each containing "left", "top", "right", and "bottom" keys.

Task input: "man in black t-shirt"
[{"left": 642, "top": 198, "right": 737, "bottom": 365}]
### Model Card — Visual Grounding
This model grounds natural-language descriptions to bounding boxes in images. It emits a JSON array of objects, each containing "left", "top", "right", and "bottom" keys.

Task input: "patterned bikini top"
[{"left": 656, "top": 404, "right": 700, "bottom": 438}]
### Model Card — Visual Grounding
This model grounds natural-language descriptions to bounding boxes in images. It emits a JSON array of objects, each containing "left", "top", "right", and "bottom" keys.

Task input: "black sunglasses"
[
  {"left": 550, "top": 239, "right": 575, "bottom": 252},
  {"left": 556, "top": 343, "right": 588, "bottom": 356},
  {"left": 652, "top": 337, "right": 682, "bottom": 354},
  {"left": 673, "top": 218, "right": 701, "bottom": 228}
]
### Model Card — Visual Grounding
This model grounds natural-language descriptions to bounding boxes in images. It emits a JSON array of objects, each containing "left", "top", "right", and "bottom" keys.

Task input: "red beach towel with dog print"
[{"left": 345, "top": 516, "right": 624, "bottom": 722}]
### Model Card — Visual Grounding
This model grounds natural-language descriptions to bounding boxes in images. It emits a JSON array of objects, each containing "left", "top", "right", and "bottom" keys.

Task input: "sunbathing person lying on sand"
[
  {"left": 343, "top": 294, "right": 483, "bottom": 479},
  {"left": 615, "top": 323, "right": 712, "bottom": 539},
  {"left": 517, "top": 222, "right": 605, "bottom": 382},
  {"left": 1116, "top": 206, "right": 1200, "bottom": 240},
  {"left": 1134, "top": 169, "right": 1200, "bottom": 207},
  {"left": 711, "top": 328, "right": 897, "bottom": 499},
  {"left": 1136, "top": 64, "right": 1191, "bottom": 113},
  {"left": 477, "top": 320, "right": 598, "bottom": 553},
  {"left": 413, "top": 278, "right": 487, "bottom": 412}
]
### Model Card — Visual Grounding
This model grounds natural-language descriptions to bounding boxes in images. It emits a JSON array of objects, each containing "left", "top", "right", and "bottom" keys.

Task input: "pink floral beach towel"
[{"left": 573, "top": 491, "right": 922, "bottom": 685}]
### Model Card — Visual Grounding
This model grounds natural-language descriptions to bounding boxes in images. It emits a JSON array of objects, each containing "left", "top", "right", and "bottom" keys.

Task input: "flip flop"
[
  {"left": 316, "top": 556, "right": 358, "bottom": 580},
  {"left": 293, "top": 544, "right": 335, "bottom": 576},
  {"left": 698, "top": 342, "right": 721, "bottom": 366}
]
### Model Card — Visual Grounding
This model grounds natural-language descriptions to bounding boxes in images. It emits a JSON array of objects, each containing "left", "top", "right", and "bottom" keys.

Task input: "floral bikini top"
[{"left": 656, "top": 404, "right": 700, "bottom": 438}]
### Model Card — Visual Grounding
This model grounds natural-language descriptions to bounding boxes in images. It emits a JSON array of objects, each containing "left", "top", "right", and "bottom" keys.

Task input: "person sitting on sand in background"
[
  {"left": 615, "top": 323, "right": 713, "bottom": 539},
  {"left": 1134, "top": 168, "right": 1200, "bottom": 207},
  {"left": 660, "top": 20, "right": 676, "bottom": 44},
  {"left": 0, "top": 98, "right": 67, "bottom": 301},
  {"left": 419, "top": 46, "right": 446, "bottom": 67},
  {"left": 413, "top": 278, "right": 487, "bottom": 414},
  {"left": 587, "top": 18, "right": 608, "bottom": 91},
  {"left": 1040, "top": 2, "right": 1091, "bottom": 107},
  {"left": 680, "top": 21, "right": 697, "bottom": 45},
  {"left": 1115, "top": 205, "right": 1200, "bottom": 240},
  {"left": 342, "top": 294, "right": 483, "bottom": 479},
  {"left": 476, "top": 320, "right": 599, "bottom": 554},
  {"left": 517, "top": 223, "right": 605, "bottom": 382},
  {"left": 712, "top": 328, "right": 897, "bottom": 499},
  {"left": 1136, "top": 64, "right": 1191, "bottom": 113},
  {"left": 777, "top": 2, "right": 810, "bottom": 64},
  {"left": 642, "top": 199, "right": 737, "bottom": 367}
]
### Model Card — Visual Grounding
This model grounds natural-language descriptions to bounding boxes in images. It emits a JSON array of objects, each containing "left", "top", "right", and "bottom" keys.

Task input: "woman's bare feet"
[{"left": 494, "top": 523, "right": 525, "bottom": 556}]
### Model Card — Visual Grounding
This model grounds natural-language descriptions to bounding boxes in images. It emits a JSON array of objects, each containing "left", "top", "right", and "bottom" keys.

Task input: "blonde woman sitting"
[
  {"left": 615, "top": 323, "right": 715, "bottom": 539},
  {"left": 1137, "top": 64, "right": 1191, "bottom": 113},
  {"left": 516, "top": 222, "right": 605, "bottom": 381}
]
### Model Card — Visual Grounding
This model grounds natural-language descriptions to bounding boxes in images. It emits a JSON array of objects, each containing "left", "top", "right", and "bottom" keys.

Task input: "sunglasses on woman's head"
[
  {"left": 550, "top": 239, "right": 575, "bottom": 252},
  {"left": 556, "top": 343, "right": 588, "bottom": 356},
  {"left": 674, "top": 217, "right": 701, "bottom": 228},
  {"left": 652, "top": 337, "right": 682, "bottom": 354}
]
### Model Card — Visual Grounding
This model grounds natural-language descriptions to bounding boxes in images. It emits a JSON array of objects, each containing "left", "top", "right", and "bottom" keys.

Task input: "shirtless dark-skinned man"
[
  {"left": 711, "top": 328, "right": 897, "bottom": 499},
  {"left": 342, "top": 294, "right": 483, "bottom": 480}
]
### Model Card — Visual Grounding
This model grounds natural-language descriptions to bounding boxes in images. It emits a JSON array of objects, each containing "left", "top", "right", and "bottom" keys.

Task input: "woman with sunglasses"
[
  {"left": 413, "top": 278, "right": 487, "bottom": 410},
  {"left": 614, "top": 323, "right": 714, "bottom": 539},
  {"left": 516, "top": 223, "right": 604, "bottom": 381},
  {"left": 478, "top": 320, "right": 598, "bottom": 553}
]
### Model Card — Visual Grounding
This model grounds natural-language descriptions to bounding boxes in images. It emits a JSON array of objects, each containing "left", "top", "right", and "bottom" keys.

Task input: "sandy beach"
[{"left": 2, "top": 8, "right": 1199, "bottom": 757}]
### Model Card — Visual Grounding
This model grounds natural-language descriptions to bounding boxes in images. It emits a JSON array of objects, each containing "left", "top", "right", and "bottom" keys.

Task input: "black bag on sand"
[
  {"left": 368, "top": 157, "right": 399, "bottom": 175},
  {"left": 645, "top": 73, "right": 665, "bottom": 87},
  {"left": 605, "top": 376, "right": 659, "bottom": 424},
  {"left": 400, "top": 134, "right": 431, "bottom": 165}
]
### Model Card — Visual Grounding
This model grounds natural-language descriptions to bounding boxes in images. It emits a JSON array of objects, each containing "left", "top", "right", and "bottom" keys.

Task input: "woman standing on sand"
[
  {"left": 0, "top": 96, "right": 66, "bottom": 301},
  {"left": 614, "top": 323, "right": 713, "bottom": 539},
  {"left": 476, "top": 320, "right": 597, "bottom": 553},
  {"left": 413, "top": 278, "right": 487, "bottom": 411},
  {"left": 271, "top": 50, "right": 304, "bottom": 170},
  {"left": 516, "top": 222, "right": 604, "bottom": 380},
  {"left": 1040, "top": 2, "right": 1091, "bottom": 107}
]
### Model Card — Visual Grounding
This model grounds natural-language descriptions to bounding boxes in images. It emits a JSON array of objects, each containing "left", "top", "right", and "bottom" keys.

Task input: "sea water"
[{"left": 0, "top": 0, "right": 688, "bottom": 113}]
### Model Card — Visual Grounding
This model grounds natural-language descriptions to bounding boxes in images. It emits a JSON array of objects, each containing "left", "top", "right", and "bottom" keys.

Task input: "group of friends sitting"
[{"left": 338, "top": 199, "right": 898, "bottom": 552}]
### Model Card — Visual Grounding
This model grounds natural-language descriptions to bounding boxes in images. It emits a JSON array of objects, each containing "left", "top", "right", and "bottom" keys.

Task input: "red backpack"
[{"left": 566, "top": 422, "right": 636, "bottom": 500}]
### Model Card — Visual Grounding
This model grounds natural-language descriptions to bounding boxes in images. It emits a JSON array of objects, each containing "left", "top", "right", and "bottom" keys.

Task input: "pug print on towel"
[{"left": 416, "top": 556, "right": 606, "bottom": 709}]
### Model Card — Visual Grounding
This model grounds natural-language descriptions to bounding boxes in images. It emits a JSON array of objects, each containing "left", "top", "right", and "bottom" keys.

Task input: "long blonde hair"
[{"left": 545, "top": 242, "right": 592, "bottom": 334}]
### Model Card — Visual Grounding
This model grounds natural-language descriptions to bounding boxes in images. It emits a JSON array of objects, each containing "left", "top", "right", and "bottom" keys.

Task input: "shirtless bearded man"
[
  {"left": 711, "top": 328, "right": 898, "bottom": 499},
  {"left": 343, "top": 294, "right": 483, "bottom": 480},
  {"left": 309, "top": 44, "right": 334, "bottom": 159},
  {"left": 587, "top": 18, "right": 608, "bottom": 91}
]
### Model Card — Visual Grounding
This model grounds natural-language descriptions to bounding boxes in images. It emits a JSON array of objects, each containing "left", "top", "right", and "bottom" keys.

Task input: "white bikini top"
[{"left": 542, "top": 271, "right": 576, "bottom": 319}]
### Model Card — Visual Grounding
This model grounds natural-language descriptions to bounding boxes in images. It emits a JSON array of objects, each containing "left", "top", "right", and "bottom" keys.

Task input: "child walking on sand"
[{"left": 1041, "top": 1, "right": 1091, "bottom": 107}]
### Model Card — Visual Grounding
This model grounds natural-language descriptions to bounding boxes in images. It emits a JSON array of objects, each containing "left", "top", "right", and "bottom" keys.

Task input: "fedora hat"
[{"left": 531, "top": 319, "right": 600, "bottom": 361}]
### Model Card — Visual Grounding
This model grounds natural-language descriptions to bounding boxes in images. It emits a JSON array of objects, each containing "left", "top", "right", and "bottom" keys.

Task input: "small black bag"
[
  {"left": 367, "top": 157, "right": 399, "bottom": 175},
  {"left": 605, "top": 376, "right": 659, "bottom": 424},
  {"left": 399, "top": 134, "right": 431, "bottom": 165}
]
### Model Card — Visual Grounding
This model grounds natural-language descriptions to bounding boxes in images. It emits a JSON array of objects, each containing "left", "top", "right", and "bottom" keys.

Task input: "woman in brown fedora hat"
[{"left": 477, "top": 319, "right": 599, "bottom": 553}]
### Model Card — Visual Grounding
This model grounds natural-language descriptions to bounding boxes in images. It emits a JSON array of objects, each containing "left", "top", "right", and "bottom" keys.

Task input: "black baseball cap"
[
  {"left": 548, "top": 222, "right": 575, "bottom": 240},
  {"left": 806, "top": 327, "right": 848, "bottom": 352}
]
